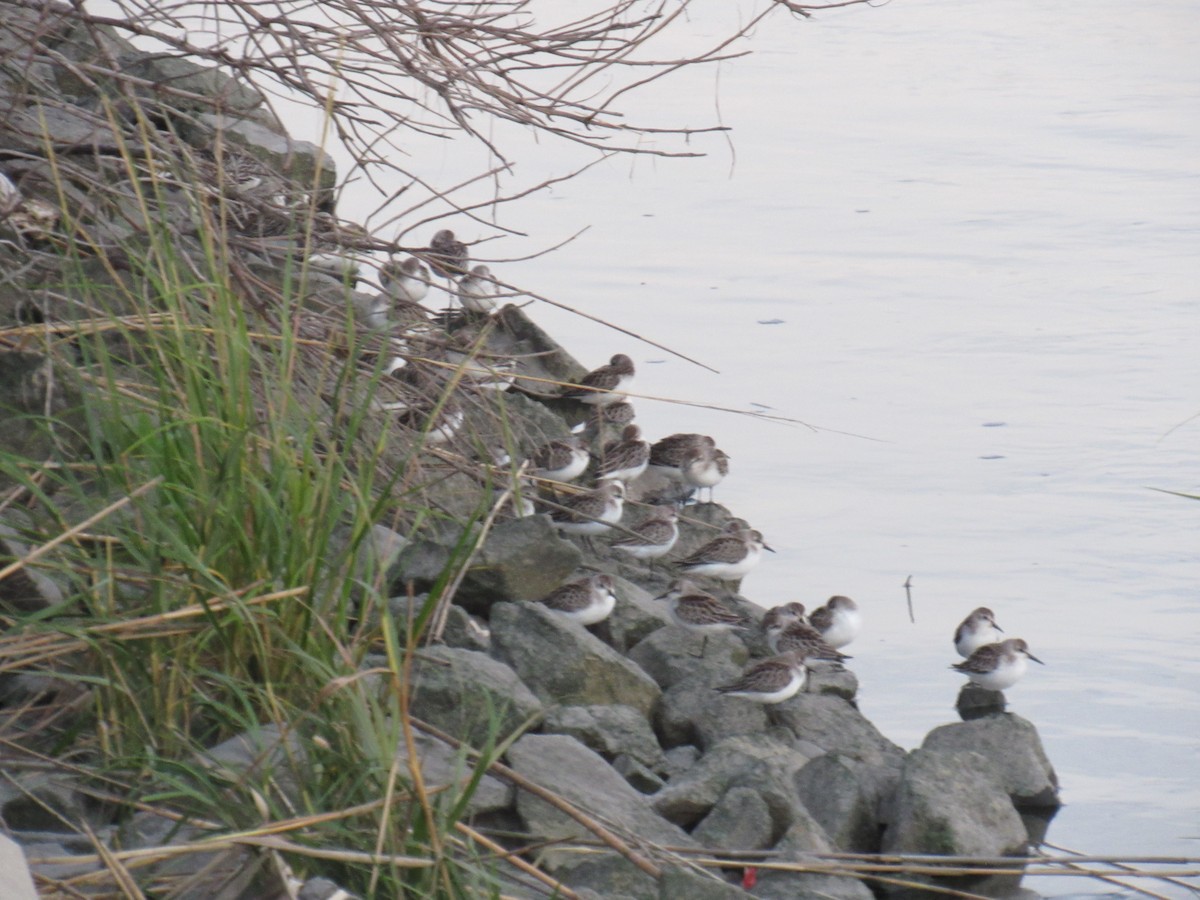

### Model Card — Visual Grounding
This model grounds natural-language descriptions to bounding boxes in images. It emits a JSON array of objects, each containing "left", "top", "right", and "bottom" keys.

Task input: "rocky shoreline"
[{"left": 0, "top": 3, "right": 1059, "bottom": 897}]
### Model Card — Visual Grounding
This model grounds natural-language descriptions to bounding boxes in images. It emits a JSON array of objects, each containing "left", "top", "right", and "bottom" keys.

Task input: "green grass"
[{"left": 0, "top": 110, "right": 526, "bottom": 898}]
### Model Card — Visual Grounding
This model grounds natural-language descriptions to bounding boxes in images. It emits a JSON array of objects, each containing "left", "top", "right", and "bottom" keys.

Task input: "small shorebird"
[
  {"left": 648, "top": 433, "right": 715, "bottom": 479},
  {"left": 427, "top": 229, "right": 469, "bottom": 279},
  {"left": 611, "top": 506, "right": 679, "bottom": 560},
  {"left": 676, "top": 525, "right": 772, "bottom": 581},
  {"left": 715, "top": 651, "right": 808, "bottom": 704},
  {"left": 954, "top": 607, "right": 1004, "bottom": 658},
  {"left": 655, "top": 578, "right": 748, "bottom": 657},
  {"left": 530, "top": 436, "right": 589, "bottom": 484},
  {"left": 550, "top": 481, "right": 625, "bottom": 538},
  {"left": 458, "top": 264, "right": 498, "bottom": 314},
  {"left": 951, "top": 638, "right": 1044, "bottom": 691},
  {"left": 539, "top": 574, "right": 618, "bottom": 626},
  {"left": 680, "top": 444, "right": 729, "bottom": 503},
  {"left": 597, "top": 424, "right": 650, "bottom": 482},
  {"left": 808, "top": 595, "right": 861, "bottom": 650},
  {"left": 381, "top": 256, "right": 431, "bottom": 305},
  {"left": 562, "top": 354, "right": 635, "bottom": 406},
  {"left": 762, "top": 611, "right": 850, "bottom": 670}
]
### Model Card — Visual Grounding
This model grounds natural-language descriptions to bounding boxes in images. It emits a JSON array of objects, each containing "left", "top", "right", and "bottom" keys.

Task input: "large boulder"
[
  {"left": 592, "top": 574, "right": 672, "bottom": 654},
  {"left": 882, "top": 748, "right": 1028, "bottom": 856},
  {"left": 921, "top": 712, "right": 1059, "bottom": 808},
  {"left": 490, "top": 602, "right": 661, "bottom": 715},
  {"left": 769, "top": 693, "right": 905, "bottom": 767},
  {"left": 628, "top": 624, "right": 750, "bottom": 691},
  {"left": 543, "top": 705, "right": 666, "bottom": 771},
  {"left": 793, "top": 752, "right": 899, "bottom": 853},
  {"left": 652, "top": 734, "right": 814, "bottom": 833},
  {"left": 408, "top": 645, "right": 543, "bottom": 746},
  {"left": 506, "top": 734, "right": 695, "bottom": 871},
  {"left": 691, "top": 786, "right": 775, "bottom": 852},
  {"left": 457, "top": 517, "right": 581, "bottom": 612},
  {"left": 656, "top": 670, "right": 770, "bottom": 751},
  {"left": 394, "top": 730, "right": 514, "bottom": 817},
  {"left": 750, "top": 816, "right": 874, "bottom": 900}
]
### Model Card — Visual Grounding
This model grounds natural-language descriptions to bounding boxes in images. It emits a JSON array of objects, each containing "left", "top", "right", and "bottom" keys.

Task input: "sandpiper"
[
  {"left": 951, "top": 638, "right": 1044, "bottom": 691},
  {"left": 763, "top": 607, "right": 811, "bottom": 648},
  {"left": 655, "top": 578, "right": 748, "bottom": 657},
  {"left": 530, "top": 436, "right": 589, "bottom": 484},
  {"left": 954, "top": 607, "right": 1004, "bottom": 658},
  {"left": 611, "top": 506, "right": 679, "bottom": 560},
  {"left": 381, "top": 256, "right": 431, "bottom": 305},
  {"left": 648, "top": 433, "right": 715, "bottom": 479},
  {"left": 715, "top": 651, "right": 808, "bottom": 704},
  {"left": 808, "top": 595, "right": 861, "bottom": 650},
  {"left": 550, "top": 481, "right": 625, "bottom": 536},
  {"left": 427, "top": 229, "right": 469, "bottom": 279},
  {"left": 562, "top": 354, "right": 635, "bottom": 406},
  {"left": 763, "top": 614, "right": 851, "bottom": 668},
  {"left": 539, "top": 574, "right": 618, "bottom": 626},
  {"left": 680, "top": 444, "right": 729, "bottom": 502},
  {"left": 676, "top": 525, "right": 773, "bottom": 581},
  {"left": 458, "top": 264, "right": 498, "bottom": 314},
  {"left": 597, "top": 424, "right": 650, "bottom": 482}
]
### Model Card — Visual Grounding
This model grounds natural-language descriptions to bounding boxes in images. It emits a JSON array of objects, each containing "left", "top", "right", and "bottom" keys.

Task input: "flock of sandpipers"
[
  {"left": 532, "top": 352, "right": 1046, "bottom": 706},
  {"left": 365, "top": 231, "right": 1044, "bottom": 706}
]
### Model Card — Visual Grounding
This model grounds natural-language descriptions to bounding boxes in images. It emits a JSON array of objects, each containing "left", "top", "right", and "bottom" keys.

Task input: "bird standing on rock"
[
  {"left": 951, "top": 638, "right": 1044, "bottom": 691},
  {"left": 539, "top": 574, "right": 618, "bottom": 626},
  {"left": 676, "top": 524, "right": 772, "bottom": 581},
  {"left": 655, "top": 578, "right": 748, "bottom": 657},
  {"left": 597, "top": 424, "right": 650, "bottom": 483},
  {"left": 715, "top": 651, "right": 808, "bottom": 704},
  {"left": 562, "top": 354, "right": 635, "bottom": 406},
  {"left": 953, "top": 607, "right": 1004, "bottom": 658},
  {"left": 807, "top": 595, "right": 861, "bottom": 650}
]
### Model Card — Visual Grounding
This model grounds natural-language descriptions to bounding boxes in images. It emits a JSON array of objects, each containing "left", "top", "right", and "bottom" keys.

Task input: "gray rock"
[
  {"left": 663, "top": 745, "right": 701, "bottom": 778},
  {"left": 389, "top": 595, "right": 489, "bottom": 651},
  {"left": 0, "top": 519, "right": 66, "bottom": 614},
  {"left": 199, "top": 724, "right": 308, "bottom": 806},
  {"left": 593, "top": 575, "right": 671, "bottom": 654},
  {"left": 629, "top": 624, "right": 750, "bottom": 691},
  {"left": 769, "top": 693, "right": 905, "bottom": 767},
  {"left": 805, "top": 667, "right": 859, "bottom": 701},
  {"left": 656, "top": 671, "right": 770, "bottom": 751},
  {"left": 0, "top": 832, "right": 40, "bottom": 900},
  {"left": 882, "top": 747, "right": 1028, "bottom": 856},
  {"left": 751, "top": 818, "right": 875, "bottom": 900},
  {"left": 458, "top": 517, "right": 581, "bottom": 612},
  {"left": 21, "top": 839, "right": 102, "bottom": 884},
  {"left": 394, "top": 730, "right": 515, "bottom": 817},
  {"left": 0, "top": 771, "right": 92, "bottom": 833},
  {"left": 794, "top": 752, "right": 898, "bottom": 852},
  {"left": 111, "top": 811, "right": 265, "bottom": 898},
  {"left": 490, "top": 602, "right": 660, "bottom": 715},
  {"left": 613, "top": 755, "right": 666, "bottom": 794},
  {"left": 922, "top": 712, "right": 1060, "bottom": 808},
  {"left": 543, "top": 705, "right": 666, "bottom": 769},
  {"left": 560, "top": 852, "right": 658, "bottom": 900},
  {"left": 409, "top": 645, "right": 543, "bottom": 746},
  {"left": 692, "top": 786, "right": 774, "bottom": 852},
  {"left": 652, "top": 734, "right": 813, "bottom": 831},
  {"left": 659, "top": 866, "right": 749, "bottom": 899},
  {"left": 507, "top": 734, "right": 695, "bottom": 871}
]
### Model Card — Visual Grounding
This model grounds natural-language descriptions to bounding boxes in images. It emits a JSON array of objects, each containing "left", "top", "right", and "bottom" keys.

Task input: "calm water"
[{"left": 158, "top": 0, "right": 1200, "bottom": 890}]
